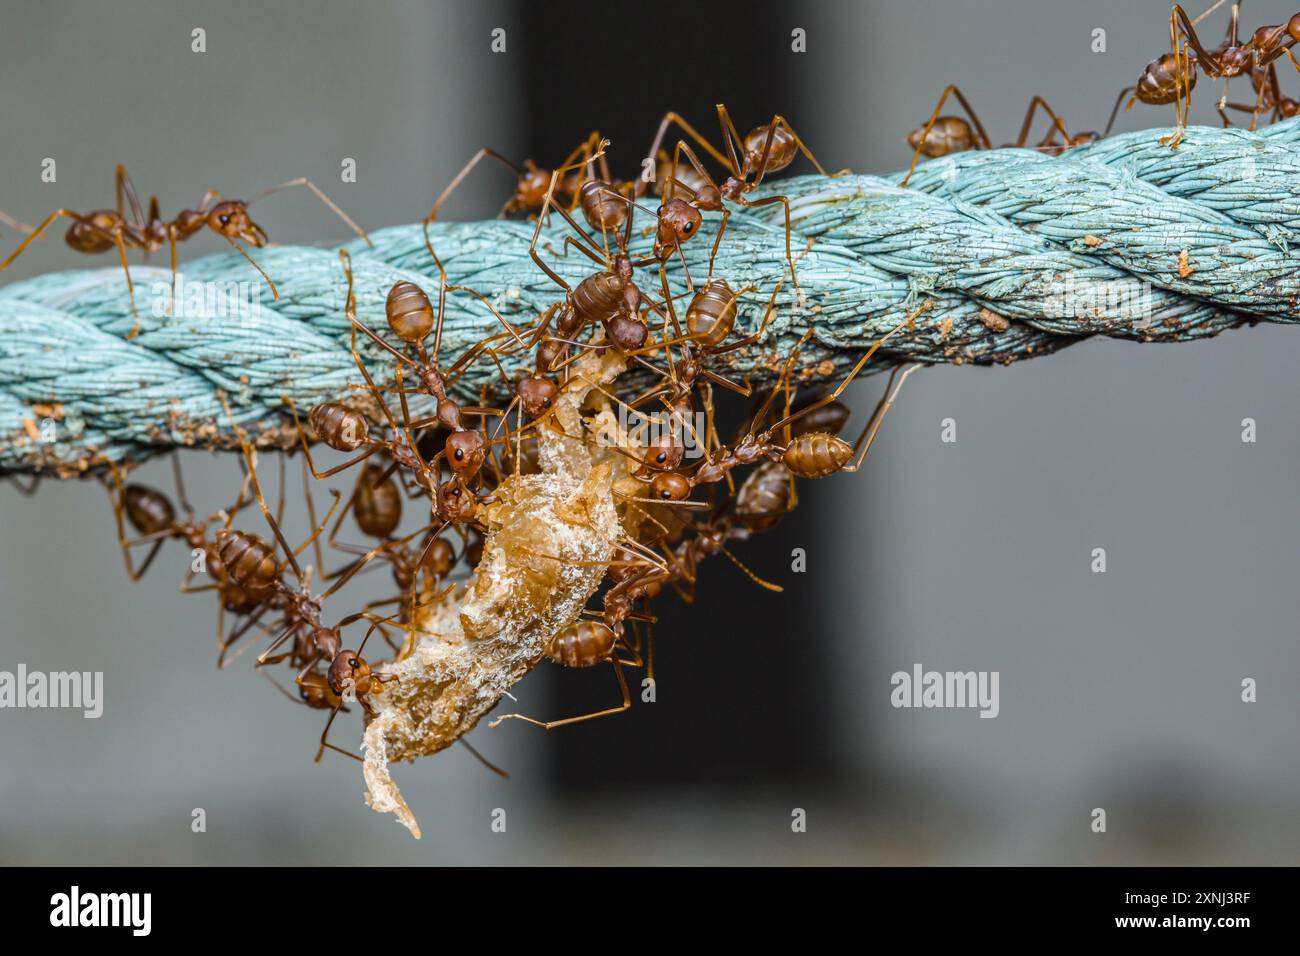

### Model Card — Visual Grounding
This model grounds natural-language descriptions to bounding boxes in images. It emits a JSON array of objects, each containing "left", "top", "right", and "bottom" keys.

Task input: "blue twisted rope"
[{"left": 2, "top": 120, "right": 1299, "bottom": 476}]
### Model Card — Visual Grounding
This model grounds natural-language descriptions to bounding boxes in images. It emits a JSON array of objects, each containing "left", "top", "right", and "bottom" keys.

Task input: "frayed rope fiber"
[{"left": 3, "top": 119, "right": 1300, "bottom": 475}]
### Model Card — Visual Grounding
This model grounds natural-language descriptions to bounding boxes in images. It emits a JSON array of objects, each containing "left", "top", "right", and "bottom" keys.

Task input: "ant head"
[
  {"left": 327, "top": 650, "right": 372, "bottom": 697},
  {"left": 206, "top": 201, "right": 267, "bottom": 246},
  {"left": 515, "top": 375, "right": 558, "bottom": 419},
  {"left": 640, "top": 432, "right": 686, "bottom": 474},
  {"left": 604, "top": 314, "right": 648, "bottom": 353},
  {"left": 65, "top": 214, "right": 120, "bottom": 253},
  {"left": 655, "top": 199, "right": 702, "bottom": 255},
  {"left": 444, "top": 429, "right": 487, "bottom": 478},
  {"left": 439, "top": 477, "right": 477, "bottom": 522},
  {"left": 650, "top": 472, "right": 692, "bottom": 502},
  {"left": 511, "top": 165, "right": 553, "bottom": 212},
  {"left": 123, "top": 483, "right": 176, "bottom": 535},
  {"left": 1288, "top": 15, "right": 1300, "bottom": 43},
  {"left": 386, "top": 281, "right": 435, "bottom": 344}
]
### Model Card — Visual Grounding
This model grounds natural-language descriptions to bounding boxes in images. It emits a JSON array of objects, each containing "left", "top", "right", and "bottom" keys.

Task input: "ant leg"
[
  {"left": 107, "top": 227, "right": 143, "bottom": 339},
  {"left": 900, "top": 85, "right": 993, "bottom": 188},
  {"left": 0, "top": 210, "right": 92, "bottom": 272},
  {"left": 714, "top": 104, "right": 750, "bottom": 183},
  {"left": 425, "top": 147, "right": 522, "bottom": 225},
  {"left": 315, "top": 704, "right": 362, "bottom": 763},
  {"left": 104, "top": 467, "right": 167, "bottom": 581},
  {"left": 458, "top": 739, "right": 509, "bottom": 778},
  {"left": 220, "top": 234, "right": 279, "bottom": 300},
  {"left": 489, "top": 657, "right": 631, "bottom": 730},
  {"left": 1106, "top": 87, "right": 1137, "bottom": 137},
  {"left": 528, "top": 145, "right": 611, "bottom": 292},
  {"left": 640, "top": 111, "right": 733, "bottom": 196},
  {"left": 705, "top": 207, "right": 732, "bottom": 283},
  {"left": 253, "top": 621, "right": 301, "bottom": 668},
  {"left": 114, "top": 165, "right": 146, "bottom": 229},
  {"left": 762, "top": 314, "right": 913, "bottom": 438},
  {"left": 251, "top": 177, "right": 371, "bottom": 246},
  {"left": 1014, "top": 96, "right": 1072, "bottom": 149},
  {"left": 747, "top": 115, "right": 842, "bottom": 187},
  {"left": 0, "top": 210, "right": 35, "bottom": 236},
  {"left": 286, "top": 396, "right": 380, "bottom": 480},
  {"left": 737, "top": 193, "right": 799, "bottom": 293},
  {"left": 709, "top": 270, "right": 789, "bottom": 358},
  {"left": 451, "top": 285, "right": 535, "bottom": 351},
  {"left": 236, "top": 434, "right": 306, "bottom": 583},
  {"left": 841, "top": 363, "right": 924, "bottom": 473},
  {"left": 718, "top": 546, "right": 784, "bottom": 592},
  {"left": 217, "top": 603, "right": 275, "bottom": 669}
]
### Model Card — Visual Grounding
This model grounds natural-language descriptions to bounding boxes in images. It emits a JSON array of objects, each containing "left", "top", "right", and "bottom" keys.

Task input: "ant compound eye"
[
  {"left": 348, "top": 658, "right": 359, "bottom": 668},
  {"left": 683, "top": 222, "right": 694, "bottom": 233},
  {"left": 660, "top": 489, "right": 672, "bottom": 499},
  {"left": 219, "top": 214, "right": 230, "bottom": 225},
  {"left": 300, "top": 689, "right": 310, "bottom": 700},
  {"left": 455, "top": 449, "right": 464, "bottom": 460},
  {"left": 656, "top": 453, "right": 667, "bottom": 463}
]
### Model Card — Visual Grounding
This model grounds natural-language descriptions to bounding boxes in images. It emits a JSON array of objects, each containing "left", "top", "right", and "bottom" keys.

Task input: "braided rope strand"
[{"left": 2, "top": 120, "right": 1298, "bottom": 475}]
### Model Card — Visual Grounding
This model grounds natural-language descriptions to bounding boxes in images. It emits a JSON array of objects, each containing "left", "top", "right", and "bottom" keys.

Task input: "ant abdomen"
[
  {"left": 572, "top": 270, "right": 625, "bottom": 326},
  {"left": 123, "top": 483, "right": 176, "bottom": 535},
  {"left": 385, "top": 281, "right": 434, "bottom": 344},
  {"left": 354, "top": 465, "right": 402, "bottom": 539},
  {"left": 298, "top": 671, "right": 345, "bottom": 711},
  {"left": 65, "top": 212, "right": 121, "bottom": 253},
  {"left": 789, "top": 399, "right": 851, "bottom": 438},
  {"left": 742, "top": 124, "right": 798, "bottom": 175},
  {"left": 907, "top": 117, "right": 977, "bottom": 158},
  {"left": 578, "top": 180, "right": 630, "bottom": 233},
  {"left": 686, "top": 279, "right": 738, "bottom": 348},
  {"left": 783, "top": 432, "right": 853, "bottom": 479},
  {"left": 308, "top": 402, "right": 369, "bottom": 452},
  {"left": 1136, "top": 52, "right": 1196, "bottom": 105},
  {"left": 547, "top": 621, "right": 617, "bottom": 668},
  {"left": 421, "top": 535, "right": 456, "bottom": 580},
  {"left": 736, "top": 461, "right": 791, "bottom": 532},
  {"left": 215, "top": 529, "right": 280, "bottom": 594}
]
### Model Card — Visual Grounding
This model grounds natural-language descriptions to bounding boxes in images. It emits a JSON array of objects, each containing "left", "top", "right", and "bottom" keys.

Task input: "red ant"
[
  {"left": 900, "top": 88, "right": 1098, "bottom": 187},
  {"left": 1117, "top": 2, "right": 1300, "bottom": 146},
  {"left": 640, "top": 105, "right": 842, "bottom": 290},
  {"left": 0, "top": 165, "right": 370, "bottom": 336}
]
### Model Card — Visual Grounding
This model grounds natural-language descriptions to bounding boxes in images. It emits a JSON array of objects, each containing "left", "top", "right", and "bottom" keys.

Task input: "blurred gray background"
[{"left": 0, "top": 0, "right": 1296, "bottom": 864}]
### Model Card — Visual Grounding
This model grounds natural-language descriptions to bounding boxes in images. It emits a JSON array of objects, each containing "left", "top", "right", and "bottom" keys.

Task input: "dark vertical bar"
[{"left": 515, "top": 0, "right": 840, "bottom": 791}]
